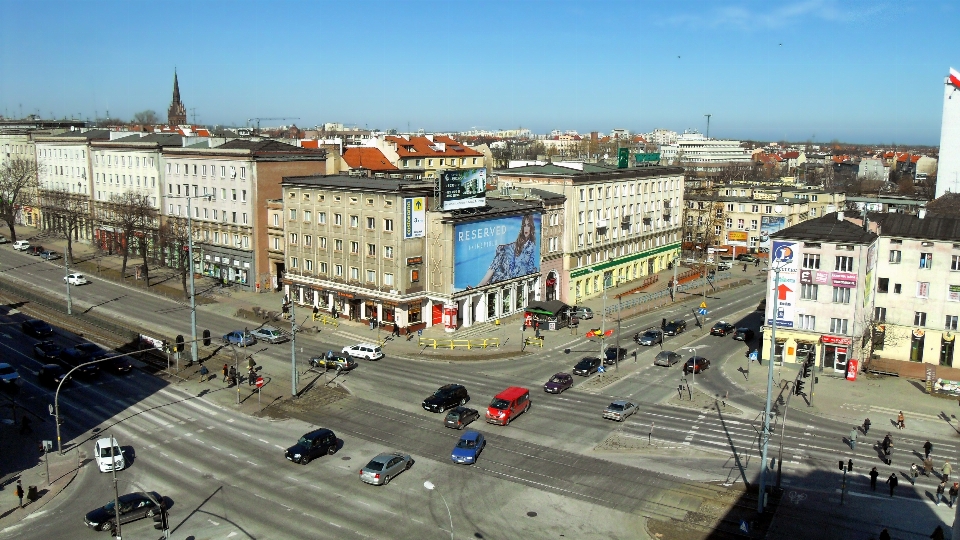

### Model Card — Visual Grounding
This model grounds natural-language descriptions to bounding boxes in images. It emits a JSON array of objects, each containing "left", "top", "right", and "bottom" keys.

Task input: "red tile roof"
[
  {"left": 782, "top": 151, "right": 800, "bottom": 159},
  {"left": 342, "top": 147, "right": 398, "bottom": 171},
  {"left": 385, "top": 135, "right": 483, "bottom": 158}
]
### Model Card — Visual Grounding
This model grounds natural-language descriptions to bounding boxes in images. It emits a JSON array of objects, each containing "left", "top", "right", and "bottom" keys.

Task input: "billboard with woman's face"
[{"left": 453, "top": 213, "right": 541, "bottom": 291}]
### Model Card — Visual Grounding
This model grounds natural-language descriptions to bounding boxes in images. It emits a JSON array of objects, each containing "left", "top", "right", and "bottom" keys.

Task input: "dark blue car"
[{"left": 451, "top": 431, "right": 486, "bottom": 464}]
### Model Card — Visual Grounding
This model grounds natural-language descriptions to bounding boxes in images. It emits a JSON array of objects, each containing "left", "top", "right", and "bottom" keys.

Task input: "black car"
[
  {"left": 635, "top": 329, "right": 663, "bottom": 346},
  {"left": 733, "top": 327, "right": 755, "bottom": 341},
  {"left": 38, "top": 364, "right": 70, "bottom": 388},
  {"left": 683, "top": 356, "right": 711, "bottom": 374},
  {"left": 736, "top": 254, "right": 757, "bottom": 263},
  {"left": 444, "top": 406, "right": 480, "bottom": 430},
  {"left": 21, "top": 319, "right": 54, "bottom": 338},
  {"left": 284, "top": 428, "right": 338, "bottom": 465},
  {"left": 710, "top": 321, "right": 735, "bottom": 336},
  {"left": 84, "top": 491, "right": 165, "bottom": 531},
  {"left": 422, "top": 384, "right": 469, "bottom": 413},
  {"left": 75, "top": 343, "right": 110, "bottom": 362},
  {"left": 603, "top": 346, "right": 627, "bottom": 366},
  {"left": 663, "top": 320, "right": 687, "bottom": 336},
  {"left": 58, "top": 347, "right": 99, "bottom": 377},
  {"left": 33, "top": 340, "right": 63, "bottom": 361},
  {"left": 573, "top": 357, "right": 602, "bottom": 376},
  {"left": 104, "top": 356, "right": 133, "bottom": 375}
]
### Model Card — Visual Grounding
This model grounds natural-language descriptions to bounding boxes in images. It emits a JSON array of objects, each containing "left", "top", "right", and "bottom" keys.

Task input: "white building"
[
  {"left": 658, "top": 130, "right": 750, "bottom": 172},
  {"left": 936, "top": 68, "right": 960, "bottom": 198},
  {"left": 644, "top": 129, "right": 678, "bottom": 146}
]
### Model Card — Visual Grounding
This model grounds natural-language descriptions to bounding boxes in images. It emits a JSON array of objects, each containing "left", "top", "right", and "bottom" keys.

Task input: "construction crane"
[{"left": 246, "top": 117, "right": 300, "bottom": 136}]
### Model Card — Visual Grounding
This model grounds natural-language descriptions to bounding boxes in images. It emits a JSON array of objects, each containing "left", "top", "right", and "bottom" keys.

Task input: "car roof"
[
  {"left": 438, "top": 383, "right": 464, "bottom": 391},
  {"left": 609, "top": 400, "right": 632, "bottom": 406},
  {"left": 460, "top": 430, "right": 482, "bottom": 440},
  {"left": 552, "top": 372, "right": 571, "bottom": 377},
  {"left": 351, "top": 343, "right": 380, "bottom": 348},
  {"left": 40, "top": 363, "right": 62, "bottom": 370},
  {"left": 371, "top": 452, "right": 403, "bottom": 463},
  {"left": 304, "top": 428, "right": 333, "bottom": 438},
  {"left": 494, "top": 386, "right": 529, "bottom": 400},
  {"left": 96, "top": 437, "right": 120, "bottom": 446}
]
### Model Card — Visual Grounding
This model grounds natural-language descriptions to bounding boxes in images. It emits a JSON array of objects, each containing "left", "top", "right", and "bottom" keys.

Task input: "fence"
[{"left": 418, "top": 337, "right": 501, "bottom": 350}]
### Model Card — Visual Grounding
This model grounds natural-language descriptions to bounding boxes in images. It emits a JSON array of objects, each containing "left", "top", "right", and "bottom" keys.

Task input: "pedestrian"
[
  {"left": 932, "top": 525, "right": 946, "bottom": 540},
  {"left": 886, "top": 473, "right": 898, "bottom": 497},
  {"left": 925, "top": 458, "right": 934, "bottom": 476},
  {"left": 924, "top": 439, "right": 933, "bottom": 460},
  {"left": 327, "top": 350, "right": 333, "bottom": 360},
  {"left": 849, "top": 428, "right": 858, "bottom": 450},
  {"left": 228, "top": 365, "right": 237, "bottom": 386},
  {"left": 869, "top": 467, "right": 879, "bottom": 490},
  {"left": 897, "top": 411, "right": 905, "bottom": 430},
  {"left": 221, "top": 363, "right": 229, "bottom": 382},
  {"left": 863, "top": 418, "right": 871, "bottom": 435},
  {"left": 943, "top": 461, "right": 952, "bottom": 481},
  {"left": 887, "top": 441, "right": 894, "bottom": 465},
  {"left": 754, "top": 259, "right": 760, "bottom": 268},
  {"left": 535, "top": 325, "right": 541, "bottom": 339},
  {"left": 911, "top": 463, "right": 920, "bottom": 484},
  {"left": 15, "top": 480, "right": 24, "bottom": 508},
  {"left": 879, "top": 529, "right": 891, "bottom": 540},
  {"left": 393, "top": 324, "right": 400, "bottom": 337},
  {"left": 247, "top": 357, "right": 257, "bottom": 371},
  {"left": 937, "top": 480, "right": 947, "bottom": 505},
  {"left": 199, "top": 364, "right": 209, "bottom": 383},
  {"left": 743, "top": 263, "right": 748, "bottom": 272},
  {"left": 247, "top": 367, "right": 256, "bottom": 386},
  {"left": 950, "top": 482, "right": 959, "bottom": 508}
]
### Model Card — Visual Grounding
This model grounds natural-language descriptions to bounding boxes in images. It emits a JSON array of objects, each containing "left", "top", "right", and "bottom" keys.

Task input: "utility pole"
[
  {"left": 110, "top": 434, "right": 122, "bottom": 538},
  {"left": 64, "top": 251, "right": 72, "bottom": 315},
  {"left": 758, "top": 267, "right": 781, "bottom": 513},
  {"left": 286, "top": 293, "right": 299, "bottom": 397}
]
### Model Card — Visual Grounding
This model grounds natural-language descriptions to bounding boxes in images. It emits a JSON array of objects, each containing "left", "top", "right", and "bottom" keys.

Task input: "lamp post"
[
  {"left": 284, "top": 293, "right": 299, "bottom": 397},
  {"left": 166, "top": 193, "right": 214, "bottom": 366},
  {"left": 758, "top": 266, "right": 781, "bottom": 513},
  {"left": 423, "top": 481, "right": 453, "bottom": 540},
  {"left": 64, "top": 251, "right": 72, "bottom": 315}
]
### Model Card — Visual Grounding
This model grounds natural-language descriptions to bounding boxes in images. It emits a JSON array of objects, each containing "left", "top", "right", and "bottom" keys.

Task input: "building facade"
[
  {"left": 659, "top": 130, "right": 751, "bottom": 173},
  {"left": 35, "top": 129, "right": 111, "bottom": 240}
]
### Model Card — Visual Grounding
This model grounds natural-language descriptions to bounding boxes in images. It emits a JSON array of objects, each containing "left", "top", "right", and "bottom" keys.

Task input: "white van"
[
  {"left": 94, "top": 437, "right": 125, "bottom": 472},
  {"left": 12, "top": 240, "right": 30, "bottom": 251}
]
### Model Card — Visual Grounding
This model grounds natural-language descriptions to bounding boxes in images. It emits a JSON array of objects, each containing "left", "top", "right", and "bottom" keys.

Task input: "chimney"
[
  {"left": 837, "top": 211, "right": 844, "bottom": 221},
  {"left": 919, "top": 208, "right": 927, "bottom": 219}
]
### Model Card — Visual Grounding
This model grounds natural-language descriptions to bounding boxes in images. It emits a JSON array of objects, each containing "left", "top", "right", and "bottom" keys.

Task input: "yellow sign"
[
  {"left": 728, "top": 231, "right": 748, "bottom": 242},
  {"left": 700, "top": 301, "right": 707, "bottom": 309}
]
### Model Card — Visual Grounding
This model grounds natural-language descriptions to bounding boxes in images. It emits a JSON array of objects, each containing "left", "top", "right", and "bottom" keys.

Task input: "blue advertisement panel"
[
  {"left": 454, "top": 214, "right": 541, "bottom": 291},
  {"left": 759, "top": 216, "right": 787, "bottom": 251}
]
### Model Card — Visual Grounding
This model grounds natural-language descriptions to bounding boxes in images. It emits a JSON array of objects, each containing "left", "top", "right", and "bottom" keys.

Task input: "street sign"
[
  {"left": 749, "top": 350, "right": 758, "bottom": 361},
  {"left": 698, "top": 308, "right": 708, "bottom": 315},
  {"left": 740, "top": 520, "right": 750, "bottom": 533},
  {"left": 255, "top": 377, "right": 264, "bottom": 388},
  {"left": 597, "top": 366, "right": 606, "bottom": 373},
  {"left": 700, "top": 301, "right": 707, "bottom": 309}
]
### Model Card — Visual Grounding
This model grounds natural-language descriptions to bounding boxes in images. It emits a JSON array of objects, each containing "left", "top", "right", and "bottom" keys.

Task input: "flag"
[{"left": 951, "top": 67, "right": 960, "bottom": 89}]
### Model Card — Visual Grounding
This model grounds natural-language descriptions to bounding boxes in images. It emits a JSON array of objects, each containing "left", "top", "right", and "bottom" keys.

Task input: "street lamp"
[
  {"left": 423, "top": 481, "right": 453, "bottom": 540},
  {"left": 283, "top": 294, "right": 299, "bottom": 398},
  {"left": 166, "top": 193, "right": 214, "bottom": 367},
  {"left": 758, "top": 265, "right": 782, "bottom": 513},
  {"left": 64, "top": 251, "right": 72, "bottom": 315}
]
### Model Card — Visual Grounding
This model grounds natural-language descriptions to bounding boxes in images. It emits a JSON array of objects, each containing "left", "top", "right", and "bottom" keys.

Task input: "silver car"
[
  {"left": 603, "top": 400, "right": 638, "bottom": 422},
  {"left": 359, "top": 452, "right": 414, "bottom": 485},
  {"left": 250, "top": 326, "right": 288, "bottom": 344},
  {"left": 654, "top": 350, "right": 683, "bottom": 366}
]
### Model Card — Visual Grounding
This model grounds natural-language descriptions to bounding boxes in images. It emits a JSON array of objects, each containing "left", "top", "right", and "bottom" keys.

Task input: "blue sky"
[{"left": 1, "top": 0, "right": 958, "bottom": 145}]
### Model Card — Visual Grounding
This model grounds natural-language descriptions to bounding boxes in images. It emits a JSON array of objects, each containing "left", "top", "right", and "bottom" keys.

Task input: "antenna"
[
  {"left": 190, "top": 108, "right": 197, "bottom": 124},
  {"left": 704, "top": 114, "right": 712, "bottom": 138}
]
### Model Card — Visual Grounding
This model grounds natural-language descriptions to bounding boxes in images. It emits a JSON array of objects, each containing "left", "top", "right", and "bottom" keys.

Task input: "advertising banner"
[
  {"left": 799, "top": 269, "right": 830, "bottom": 285},
  {"left": 453, "top": 213, "right": 541, "bottom": 291},
  {"left": 759, "top": 216, "right": 787, "bottom": 251},
  {"left": 831, "top": 272, "right": 858, "bottom": 288},
  {"left": 440, "top": 169, "right": 486, "bottom": 211},
  {"left": 403, "top": 197, "right": 426, "bottom": 239},
  {"left": 768, "top": 241, "right": 800, "bottom": 328},
  {"left": 728, "top": 231, "right": 748, "bottom": 242}
]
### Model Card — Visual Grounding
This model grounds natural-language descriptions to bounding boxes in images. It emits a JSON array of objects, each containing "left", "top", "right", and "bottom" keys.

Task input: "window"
[
  {"left": 878, "top": 277, "right": 889, "bottom": 293},
  {"left": 335, "top": 239, "right": 343, "bottom": 251},
  {"left": 289, "top": 233, "right": 298, "bottom": 245},
  {"left": 894, "top": 283, "right": 902, "bottom": 294},
  {"left": 366, "top": 217, "right": 375, "bottom": 229},
  {"left": 920, "top": 252, "right": 933, "bottom": 269},
  {"left": 802, "top": 254, "right": 820, "bottom": 269},
  {"left": 830, "top": 318, "right": 849, "bottom": 334},
  {"left": 947, "top": 315, "right": 959, "bottom": 331},
  {"left": 334, "top": 214, "right": 342, "bottom": 226},
  {"left": 239, "top": 166, "right": 246, "bottom": 179},
  {"left": 231, "top": 211, "right": 237, "bottom": 223},
  {"left": 384, "top": 219, "right": 394, "bottom": 231},
  {"left": 875, "top": 307, "right": 886, "bottom": 322},
  {"left": 290, "top": 257, "right": 298, "bottom": 269},
  {"left": 801, "top": 284, "right": 818, "bottom": 300},
  {"left": 289, "top": 209, "right": 297, "bottom": 220},
  {"left": 303, "top": 211, "right": 311, "bottom": 222},
  {"left": 383, "top": 246, "right": 394, "bottom": 258},
  {"left": 241, "top": 189, "right": 247, "bottom": 202},
  {"left": 384, "top": 273, "right": 394, "bottom": 286},
  {"left": 350, "top": 215, "right": 359, "bottom": 227},
  {"left": 304, "top": 235, "right": 312, "bottom": 247},
  {"left": 366, "top": 270, "right": 376, "bottom": 282},
  {"left": 832, "top": 287, "right": 850, "bottom": 304},
  {"left": 305, "top": 259, "right": 313, "bottom": 271},
  {"left": 797, "top": 314, "right": 815, "bottom": 330},
  {"left": 319, "top": 262, "right": 327, "bottom": 274},
  {"left": 350, "top": 267, "right": 359, "bottom": 280},
  {"left": 915, "top": 312, "right": 927, "bottom": 326},
  {"left": 318, "top": 212, "right": 326, "bottom": 224},
  {"left": 319, "top": 237, "right": 326, "bottom": 249},
  {"left": 889, "top": 250, "right": 901, "bottom": 263},
  {"left": 242, "top": 236, "right": 249, "bottom": 248},
  {"left": 953, "top": 255, "right": 960, "bottom": 271},
  {"left": 917, "top": 282, "right": 930, "bottom": 298},
  {"left": 367, "top": 243, "right": 376, "bottom": 256},
  {"left": 835, "top": 256, "right": 853, "bottom": 272},
  {"left": 335, "top": 264, "right": 343, "bottom": 277},
  {"left": 351, "top": 241, "right": 359, "bottom": 254}
]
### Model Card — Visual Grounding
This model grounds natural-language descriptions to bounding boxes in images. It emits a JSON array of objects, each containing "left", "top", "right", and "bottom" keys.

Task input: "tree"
[
  {"left": 158, "top": 217, "right": 191, "bottom": 299},
  {"left": 132, "top": 110, "right": 159, "bottom": 125},
  {"left": 99, "top": 192, "right": 157, "bottom": 281},
  {"left": 0, "top": 157, "right": 40, "bottom": 241},
  {"left": 41, "top": 189, "right": 89, "bottom": 263}
]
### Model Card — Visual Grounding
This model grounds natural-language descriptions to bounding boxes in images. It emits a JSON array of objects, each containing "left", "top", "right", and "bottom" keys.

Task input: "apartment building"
[
  {"left": 34, "top": 129, "right": 111, "bottom": 239},
  {"left": 0, "top": 122, "right": 81, "bottom": 226},
  {"left": 162, "top": 139, "right": 326, "bottom": 291},
  {"left": 761, "top": 212, "right": 879, "bottom": 375},
  {"left": 497, "top": 162, "right": 685, "bottom": 304},
  {"left": 385, "top": 135, "right": 485, "bottom": 180}
]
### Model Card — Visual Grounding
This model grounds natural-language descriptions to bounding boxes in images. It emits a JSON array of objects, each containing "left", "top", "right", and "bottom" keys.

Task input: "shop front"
[
  {"left": 821, "top": 335, "right": 852, "bottom": 374},
  {"left": 202, "top": 252, "right": 253, "bottom": 290}
]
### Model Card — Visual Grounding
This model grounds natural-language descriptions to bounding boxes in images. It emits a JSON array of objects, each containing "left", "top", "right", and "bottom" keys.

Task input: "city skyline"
[{"left": 1, "top": 0, "right": 958, "bottom": 145}]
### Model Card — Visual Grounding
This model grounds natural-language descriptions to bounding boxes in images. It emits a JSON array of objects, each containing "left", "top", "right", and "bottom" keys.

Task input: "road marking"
[
  {"left": 246, "top": 460, "right": 257, "bottom": 466},
  {"left": 258, "top": 438, "right": 269, "bottom": 444}
]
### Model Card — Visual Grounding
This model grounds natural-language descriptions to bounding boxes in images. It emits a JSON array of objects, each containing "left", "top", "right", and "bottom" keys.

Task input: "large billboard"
[
  {"left": 440, "top": 168, "right": 486, "bottom": 211},
  {"left": 759, "top": 216, "right": 787, "bottom": 251},
  {"left": 768, "top": 241, "right": 800, "bottom": 328},
  {"left": 403, "top": 197, "right": 426, "bottom": 239},
  {"left": 453, "top": 213, "right": 541, "bottom": 291}
]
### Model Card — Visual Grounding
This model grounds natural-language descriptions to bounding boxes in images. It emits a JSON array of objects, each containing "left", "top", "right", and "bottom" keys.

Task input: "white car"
[
  {"left": 12, "top": 240, "right": 29, "bottom": 251},
  {"left": 64, "top": 273, "right": 89, "bottom": 286},
  {"left": 342, "top": 343, "right": 384, "bottom": 361},
  {"left": 94, "top": 437, "right": 125, "bottom": 473}
]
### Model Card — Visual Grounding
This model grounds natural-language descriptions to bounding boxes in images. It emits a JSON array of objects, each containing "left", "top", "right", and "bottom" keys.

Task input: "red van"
[{"left": 485, "top": 387, "right": 530, "bottom": 425}]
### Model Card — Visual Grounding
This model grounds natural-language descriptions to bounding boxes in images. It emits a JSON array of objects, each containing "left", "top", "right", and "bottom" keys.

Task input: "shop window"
[
  {"left": 409, "top": 304, "right": 422, "bottom": 324},
  {"left": 487, "top": 292, "right": 497, "bottom": 318},
  {"left": 911, "top": 333, "right": 925, "bottom": 362},
  {"left": 515, "top": 284, "right": 523, "bottom": 310},
  {"left": 941, "top": 336, "right": 955, "bottom": 367},
  {"left": 873, "top": 325, "right": 885, "bottom": 351},
  {"left": 501, "top": 290, "right": 511, "bottom": 314}
]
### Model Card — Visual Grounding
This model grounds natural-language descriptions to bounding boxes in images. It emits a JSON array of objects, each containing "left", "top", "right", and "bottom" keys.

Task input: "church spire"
[{"left": 167, "top": 69, "right": 187, "bottom": 126}]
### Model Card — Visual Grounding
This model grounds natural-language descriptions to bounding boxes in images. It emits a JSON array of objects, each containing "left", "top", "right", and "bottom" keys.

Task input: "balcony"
[{"left": 596, "top": 219, "right": 608, "bottom": 233}]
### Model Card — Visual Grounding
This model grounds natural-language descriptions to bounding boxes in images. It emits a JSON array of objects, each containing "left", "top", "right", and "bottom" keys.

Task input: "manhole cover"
[
  {"left": 341, "top": 456, "right": 351, "bottom": 461},
  {"left": 526, "top": 511, "right": 537, "bottom": 517}
]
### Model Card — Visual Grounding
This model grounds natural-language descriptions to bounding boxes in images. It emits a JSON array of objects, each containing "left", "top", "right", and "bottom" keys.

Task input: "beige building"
[{"left": 35, "top": 129, "right": 111, "bottom": 240}]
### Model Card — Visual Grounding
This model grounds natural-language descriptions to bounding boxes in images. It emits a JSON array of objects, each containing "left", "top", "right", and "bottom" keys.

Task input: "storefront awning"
[{"left": 525, "top": 300, "right": 569, "bottom": 317}]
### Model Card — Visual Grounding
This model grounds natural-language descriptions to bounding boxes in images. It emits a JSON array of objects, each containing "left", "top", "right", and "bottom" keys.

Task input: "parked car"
[
  {"left": 342, "top": 343, "right": 384, "bottom": 360},
  {"left": 12, "top": 240, "right": 30, "bottom": 251},
  {"left": 603, "top": 346, "right": 628, "bottom": 366},
  {"left": 733, "top": 327, "right": 755, "bottom": 341},
  {"left": 64, "top": 273, "right": 89, "bottom": 286},
  {"left": 0, "top": 363, "right": 20, "bottom": 387},
  {"left": 0, "top": 235, "right": 8, "bottom": 244},
  {"left": 570, "top": 306, "right": 594, "bottom": 320},
  {"left": 250, "top": 325, "right": 288, "bottom": 344},
  {"left": 736, "top": 254, "right": 757, "bottom": 263},
  {"left": 28, "top": 245, "right": 45, "bottom": 256},
  {"left": 38, "top": 364, "right": 70, "bottom": 388},
  {"left": 21, "top": 319, "right": 54, "bottom": 338},
  {"left": 58, "top": 347, "right": 99, "bottom": 377},
  {"left": 84, "top": 491, "right": 165, "bottom": 531},
  {"left": 94, "top": 437, "right": 125, "bottom": 473},
  {"left": 284, "top": 428, "right": 338, "bottom": 465},
  {"left": 39, "top": 249, "right": 60, "bottom": 260},
  {"left": 573, "top": 357, "right": 602, "bottom": 376},
  {"left": 654, "top": 350, "right": 683, "bottom": 367},
  {"left": 222, "top": 330, "right": 256, "bottom": 347},
  {"left": 308, "top": 354, "right": 357, "bottom": 372},
  {"left": 603, "top": 400, "right": 638, "bottom": 422},
  {"left": 34, "top": 341, "right": 63, "bottom": 361},
  {"left": 635, "top": 328, "right": 663, "bottom": 346},
  {"left": 683, "top": 356, "right": 711, "bottom": 374},
  {"left": 450, "top": 431, "right": 486, "bottom": 464},
  {"left": 717, "top": 261, "right": 732, "bottom": 271},
  {"left": 485, "top": 387, "right": 530, "bottom": 425},
  {"left": 359, "top": 452, "right": 414, "bottom": 485},
  {"left": 710, "top": 321, "right": 735, "bottom": 336},
  {"left": 543, "top": 372, "right": 573, "bottom": 394},
  {"left": 443, "top": 406, "right": 480, "bottom": 430},
  {"left": 663, "top": 319, "right": 687, "bottom": 336},
  {"left": 422, "top": 384, "right": 469, "bottom": 413}
]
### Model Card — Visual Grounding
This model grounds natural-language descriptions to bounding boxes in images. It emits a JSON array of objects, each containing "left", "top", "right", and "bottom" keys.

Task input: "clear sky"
[{"left": 1, "top": 0, "right": 958, "bottom": 145}]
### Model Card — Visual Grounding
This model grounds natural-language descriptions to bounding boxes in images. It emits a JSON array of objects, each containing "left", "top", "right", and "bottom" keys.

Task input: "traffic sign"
[
  {"left": 698, "top": 308, "right": 708, "bottom": 316},
  {"left": 749, "top": 350, "right": 758, "bottom": 361},
  {"left": 255, "top": 377, "right": 264, "bottom": 388},
  {"left": 597, "top": 366, "right": 606, "bottom": 373},
  {"left": 700, "top": 301, "right": 707, "bottom": 309}
]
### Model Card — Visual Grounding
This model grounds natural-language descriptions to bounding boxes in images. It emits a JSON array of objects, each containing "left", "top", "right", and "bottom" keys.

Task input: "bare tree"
[
  {"left": 41, "top": 189, "right": 90, "bottom": 262},
  {"left": 158, "top": 217, "right": 190, "bottom": 299},
  {"left": 99, "top": 192, "right": 157, "bottom": 280},
  {"left": 0, "top": 157, "right": 40, "bottom": 241},
  {"left": 132, "top": 110, "right": 159, "bottom": 125}
]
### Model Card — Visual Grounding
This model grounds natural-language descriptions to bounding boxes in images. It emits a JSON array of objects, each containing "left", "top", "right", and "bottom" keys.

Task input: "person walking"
[
  {"left": 754, "top": 259, "right": 760, "bottom": 268},
  {"left": 15, "top": 480, "right": 24, "bottom": 508},
  {"left": 199, "top": 364, "right": 209, "bottom": 383},
  {"left": 742, "top": 263, "right": 748, "bottom": 272},
  {"left": 863, "top": 418, "right": 871, "bottom": 435},
  {"left": 937, "top": 480, "right": 947, "bottom": 505},
  {"left": 228, "top": 365, "right": 237, "bottom": 386},
  {"left": 924, "top": 440, "right": 933, "bottom": 460},
  {"left": 221, "top": 363, "right": 229, "bottom": 382},
  {"left": 911, "top": 463, "right": 920, "bottom": 484},
  {"left": 950, "top": 482, "right": 959, "bottom": 508},
  {"left": 392, "top": 324, "right": 400, "bottom": 337},
  {"left": 887, "top": 441, "right": 894, "bottom": 465},
  {"left": 897, "top": 411, "right": 905, "bottom": 430},
  {"left": 869, "top": 467, "right": 879, "bottom": 490},
  {"left": 943, "top": 461, "right": 952, "bottom": 481},
  {"left": 849, "top": 428, "right": 858, "bottom": 450},
  {"left": 247, "top": 367, "right": 256, "bottom": 386},
  {"left": 886, "top": 473, "right": 898, "bottom": 497}
]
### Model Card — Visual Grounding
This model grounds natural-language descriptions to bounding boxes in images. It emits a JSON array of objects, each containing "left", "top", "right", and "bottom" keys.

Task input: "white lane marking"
[{"left": 258, "top": 438, "right": 269, "bottom": 444}]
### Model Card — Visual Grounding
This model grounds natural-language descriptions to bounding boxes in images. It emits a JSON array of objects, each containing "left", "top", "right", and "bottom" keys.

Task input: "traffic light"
[
  {"left": 202, "top": 329, "right": 211, "bottom": 347},
  {"left": 162, "top": 340, "right": 170, "bottom": 354},
  {"left": 802, "top": 363, "right": 812, "bottom": 378},
  {"left": 153, "top": 508, "right": 168, "bottom": 530},
  {"left": 838, "top": 460, "right": 844, "bottom": 471},
  {"left": 794, "top": 380, "right": 805, "bottom": 396},
  {"left": 175, "top": 335, "right": 185, "bottom": 354}
]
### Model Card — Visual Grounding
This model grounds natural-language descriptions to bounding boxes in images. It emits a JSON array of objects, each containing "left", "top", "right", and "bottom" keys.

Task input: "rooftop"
[{"left": 771, "top": 212, "right": 878, "bottom": 244}]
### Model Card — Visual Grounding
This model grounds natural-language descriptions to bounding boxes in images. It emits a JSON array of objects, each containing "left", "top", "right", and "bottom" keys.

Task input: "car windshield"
[
  {"left": 576, "top": 359, "right": 594, "bottom": 368},
  {"left": 644, "top": 331, "right": 658, "bottom": 338},
  {"left": 434, "top": 388, "right": 452, "bottom": 397},
  {"left": 607, "top": 403, "right": 624, "bottom": 411},
  {"left": 297, "top": 436, "right": 314, "bottom": 447},
  {"left": 456, "top": 438, "right": 478, "bottom": 449},
  {"left": 99, "top": 446, "right": 122, "bottom": 458},
  {"left": 365, "top": 460, "right": 384, "bottom": 471},
  {"left": 0, "top": 366, "right": 15, "bottom": 375},
  {"left": 549, "top": 376, "right": 564, "bottom": 383},
  {"left": 490, "top": 398, "right": 510, "bottom": 410},
  {"left": 445, "top": 411, "right": 460, "bottom": 421}
]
